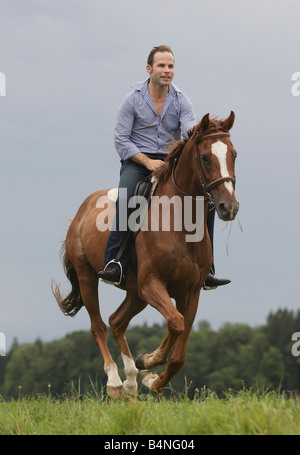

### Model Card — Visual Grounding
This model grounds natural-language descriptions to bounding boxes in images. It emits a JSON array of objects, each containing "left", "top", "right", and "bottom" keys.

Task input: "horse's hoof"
[
  {"left": 138, "top": 370, "right": 158, "bottom": 391},
  {"left": 135, "top": 354, "right": 145, "bottom": 369},
  {"left": 123, "top": 380, "right": 138, "bottom": 397},
  {"left": 150, "top": 380, "right": 163, "bottom": 394},
  {"left": 106, "top": 385, "right": 124, "bottom": 398}
]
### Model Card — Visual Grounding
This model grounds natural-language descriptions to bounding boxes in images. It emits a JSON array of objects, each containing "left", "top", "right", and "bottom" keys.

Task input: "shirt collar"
[{"left": 131, "top": 79, "right": 182, "bottom": 95}]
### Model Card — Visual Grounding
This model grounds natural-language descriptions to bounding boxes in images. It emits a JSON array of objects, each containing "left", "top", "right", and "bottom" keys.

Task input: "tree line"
[{"left": 1, "top": 308, "right": 300, "bottom": 399}]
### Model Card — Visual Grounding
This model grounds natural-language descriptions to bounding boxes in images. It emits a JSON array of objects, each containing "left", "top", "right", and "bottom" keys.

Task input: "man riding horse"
[{"left": 98, "top": 45, "right": 230, "bottom": 289}]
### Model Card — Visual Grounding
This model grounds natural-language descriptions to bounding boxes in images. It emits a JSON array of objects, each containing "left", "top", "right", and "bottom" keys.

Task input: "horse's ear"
[
  {"left": 221, "top": 111, "right": 235, "bottom": 131},
  {"left": 199, "top": 113, "right": 210, "bottom": 132}
]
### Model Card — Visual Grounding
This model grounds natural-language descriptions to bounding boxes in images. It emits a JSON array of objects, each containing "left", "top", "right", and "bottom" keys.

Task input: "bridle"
[{"left": 172, "top": 131, "right": 236, "bottom": 201}]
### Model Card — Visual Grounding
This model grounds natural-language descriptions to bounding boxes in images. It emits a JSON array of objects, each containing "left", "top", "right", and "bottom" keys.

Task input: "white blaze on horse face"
[{"left": 211, "top": 141, "right": 234, "bottom": 195}]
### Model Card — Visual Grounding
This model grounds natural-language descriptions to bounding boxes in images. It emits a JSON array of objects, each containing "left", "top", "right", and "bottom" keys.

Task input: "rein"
[{"left": 172, "top": 131, "right": 236, "bottom": 201}]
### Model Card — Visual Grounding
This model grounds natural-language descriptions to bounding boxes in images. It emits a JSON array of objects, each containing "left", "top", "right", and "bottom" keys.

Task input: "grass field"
[{"left": 1, "top": 389, "right": 300, "bottom": 436}]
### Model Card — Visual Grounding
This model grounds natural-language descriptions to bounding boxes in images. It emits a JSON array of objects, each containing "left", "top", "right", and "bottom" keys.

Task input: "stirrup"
[
  {"left": 203, "top": 283, "right": 217, "bottom": 291},
  {"left": 102, "top": 259, "right": 123, "bottom": 286},
  {"left": 203, "top": 270, "right": 217, "bottom": 290}
]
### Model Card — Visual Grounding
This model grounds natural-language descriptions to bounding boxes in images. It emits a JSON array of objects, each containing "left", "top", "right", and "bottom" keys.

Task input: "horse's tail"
[{"left": 51, "top": 242, "right": 84, "bottom": 317}]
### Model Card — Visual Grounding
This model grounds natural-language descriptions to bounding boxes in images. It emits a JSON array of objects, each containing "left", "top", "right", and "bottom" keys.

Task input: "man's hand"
[
  {"left": 146, "top": 159, "right": 165, "bottom": 172},
  {"left": 131, "top": 152, "right": 165, "bottom": 172}
]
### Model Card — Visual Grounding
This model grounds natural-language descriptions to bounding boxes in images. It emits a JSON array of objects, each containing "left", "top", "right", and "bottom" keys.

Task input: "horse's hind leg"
[
  {"left": 135, "top": 331, "right": 171, "bottom": 369},
  {"left": 109, "top": 291, "right": 147, "bottom": 396},
  {"left": 76, "top": 263, "right": 124, "bottom": 398}
]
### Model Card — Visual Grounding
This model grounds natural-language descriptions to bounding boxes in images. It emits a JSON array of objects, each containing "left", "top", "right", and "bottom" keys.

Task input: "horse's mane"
[
  {"left": 153, "top": 128, "right": 194, "bottom": 183},
  {"left": 153, "top": 117, "right": 222, "bottom": 183}
]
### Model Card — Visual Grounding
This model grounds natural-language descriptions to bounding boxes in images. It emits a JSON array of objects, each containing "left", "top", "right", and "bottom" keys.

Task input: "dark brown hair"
[{"left": 147, "top": 45, "right": 174, "bottom": 66}]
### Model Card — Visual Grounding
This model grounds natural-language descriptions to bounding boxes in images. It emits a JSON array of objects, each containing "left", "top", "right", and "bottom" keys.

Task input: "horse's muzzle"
[{"left": 216, "top": 200, "right": 239, "bottom": 221}]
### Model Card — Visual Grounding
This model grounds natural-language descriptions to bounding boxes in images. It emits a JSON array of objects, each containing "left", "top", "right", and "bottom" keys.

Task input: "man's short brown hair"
[{"left": 147, "top": 45, "right": 174, "bottom": 67}]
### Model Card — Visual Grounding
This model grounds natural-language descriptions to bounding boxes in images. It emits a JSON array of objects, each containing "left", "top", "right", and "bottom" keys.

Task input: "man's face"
[{"left": 147, "top": 52, "right": 175, "bottom": 88}]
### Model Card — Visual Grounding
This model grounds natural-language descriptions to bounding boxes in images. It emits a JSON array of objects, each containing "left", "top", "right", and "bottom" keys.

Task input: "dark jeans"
[
  {"left": 103, "top": 154, "right": 166, "bottom": 267},
  {"left": 103, "top": 154, "right": 216, "bottom": 273}
]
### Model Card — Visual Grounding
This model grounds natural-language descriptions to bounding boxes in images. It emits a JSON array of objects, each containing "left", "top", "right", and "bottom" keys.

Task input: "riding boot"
[
  {"left": 204, "top": 204, "right": 231, "bottom": 290},
  {"left": 204, "top": 272, "right": 231, "bottom": 290},
  {"left": 98, "top": 260, "right": 127, "bottom": 287},
  {"left": 207, "top": 203, "right": 216, "bottom": 274}
]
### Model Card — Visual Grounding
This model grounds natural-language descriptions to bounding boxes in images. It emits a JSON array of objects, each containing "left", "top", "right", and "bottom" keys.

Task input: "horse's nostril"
[{"left": 219, "top": 203, "right": 227, "bottom": 216}]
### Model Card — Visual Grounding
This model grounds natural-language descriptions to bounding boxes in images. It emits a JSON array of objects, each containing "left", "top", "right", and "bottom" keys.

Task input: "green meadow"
[{"left": 1, "top": 389, "right": 300, "bottom": 435}]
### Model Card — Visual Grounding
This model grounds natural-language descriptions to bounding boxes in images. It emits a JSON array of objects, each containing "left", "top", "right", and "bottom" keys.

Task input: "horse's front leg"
[
  {"left": 147, "top": 290, "right": 200, "bottom": 394},
  {"left": 136, "top": 277, "right": 185, "bottom": 390}
]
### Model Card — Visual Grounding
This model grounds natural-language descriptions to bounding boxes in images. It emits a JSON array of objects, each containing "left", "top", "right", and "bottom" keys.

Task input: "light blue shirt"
[{"left": 114, "top": 79, "right": 196, "bottom": 160}]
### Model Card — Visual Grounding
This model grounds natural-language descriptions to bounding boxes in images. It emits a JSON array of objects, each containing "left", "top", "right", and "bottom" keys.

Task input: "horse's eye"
[{"left": 201, "top": 155, "right": 210, "bottom": 165}]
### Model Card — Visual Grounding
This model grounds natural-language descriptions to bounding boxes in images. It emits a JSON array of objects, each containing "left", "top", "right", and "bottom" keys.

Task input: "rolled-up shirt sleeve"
[{"left": 114, "top": 94, "right": 141, "bottom": 160}]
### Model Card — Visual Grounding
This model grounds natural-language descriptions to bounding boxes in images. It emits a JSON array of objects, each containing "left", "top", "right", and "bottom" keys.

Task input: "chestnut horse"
[{"left": 52, "top": 111, "right": 239, "bottom": 398}]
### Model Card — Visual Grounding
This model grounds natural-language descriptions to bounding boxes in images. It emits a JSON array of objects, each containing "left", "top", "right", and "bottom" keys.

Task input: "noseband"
[{"left": 172, "top": 131, "right": 236, "bottom": 201}]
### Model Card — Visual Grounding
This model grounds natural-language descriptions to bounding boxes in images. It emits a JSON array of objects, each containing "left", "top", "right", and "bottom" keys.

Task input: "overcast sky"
[{"left": 0, "top": 0, "right": 299, "bottom": 351}]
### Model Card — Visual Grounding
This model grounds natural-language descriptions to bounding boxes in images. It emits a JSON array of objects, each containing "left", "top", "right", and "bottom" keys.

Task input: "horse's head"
[{"left": 195, "top": 111, "right": 239, "bottom": 221}]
